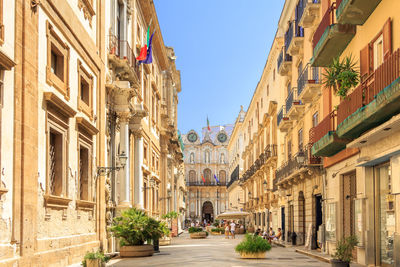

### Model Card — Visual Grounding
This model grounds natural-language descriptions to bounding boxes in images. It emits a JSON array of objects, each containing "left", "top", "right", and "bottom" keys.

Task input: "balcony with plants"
[
  {"left": 297, "top": 0, "right": 321, "bottom": 28},
  {"left": 311, "top": 3, "right": 356, "bottom": 67},
  {"left": 277, "top": 105, "right": 292, "bottom": 132},
  {"left": 286, "top": 87, "right": 305, "bottom": 120},
  {"left": 336, "top": 49, "right": 400, "bottom": 140},
  {"left": 286, "top": 19, "right": 304, "bottom": 56},
  {"left": 298, "top": 64, "right": 321, "bottom": 103},
  {"left": 277, "top": 46, "right": 293, "bottom": 76},
  {"left": 108, "top": 35, "right": 140, "bottom": 85},
  {"left": 336, "top": 0, "right": 382, "bottom": 25}
]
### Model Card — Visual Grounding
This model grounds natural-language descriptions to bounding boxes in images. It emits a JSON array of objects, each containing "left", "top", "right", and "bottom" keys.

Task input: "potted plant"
[
  {"left": 188, "top": 227, "right": 208, "bottom": 239},
  {"left": 162, "top": 211, "right": 180, "bottom": 237},
  {"left": 322, "top": 56, "right": 359, "bottom": 99},
  {"left": 210, "top": 228, "right": 224, "bottom": 235},
  {"left": 212, "top": 219, "right": 220, "bottom": 227},
  {"left": 159, "top": 221, "right": 172, "bottom": 246},
  {"left": 331, "top": 235, "right": 358, "bottom": 267},
  {"left": 82, "top": 250, "right": 110, "bottom": 267},
  {"left": 109, "top": 208, "right": 163, "bottom": 257},
  {"left": 235, "top": 234, "right": 272, "bottom": 259}
]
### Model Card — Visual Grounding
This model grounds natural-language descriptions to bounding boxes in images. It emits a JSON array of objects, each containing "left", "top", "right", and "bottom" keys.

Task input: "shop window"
[
  {"left": 46, "top": 21, "right": 70, "bottom": 99},
  {"left": 77, "top": 60, "right": 93, "bottom": 119}
]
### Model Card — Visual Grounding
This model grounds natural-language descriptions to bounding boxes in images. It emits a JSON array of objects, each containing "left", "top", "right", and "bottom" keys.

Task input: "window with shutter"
[{"left": 383, "top": 19, "right": 392, "bottom": 60}]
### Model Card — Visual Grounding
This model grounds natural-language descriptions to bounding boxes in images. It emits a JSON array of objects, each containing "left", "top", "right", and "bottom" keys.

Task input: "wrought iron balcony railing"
[
  {"left": 297, "top": 63, "right": 320, "bottom": 96},
  {"left": 187, "top": 181, "right": 227, "bottom": 186},
  {"left": 108, "top": 35, "right": 139, "bottom": 78}
]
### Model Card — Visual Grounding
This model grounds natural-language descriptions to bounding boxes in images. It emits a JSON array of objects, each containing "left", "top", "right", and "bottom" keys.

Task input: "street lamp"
[
  {"left": 296, "top": 150, "right": 306, "bottom": 165},
  {"left": 97, "top": 151, "right": 128, "bottom": 176}
]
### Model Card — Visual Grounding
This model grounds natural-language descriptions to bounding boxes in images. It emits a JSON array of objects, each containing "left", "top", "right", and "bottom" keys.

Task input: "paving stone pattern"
[{"left": 107, "top": 233, "right": 329, "bottom": 267}]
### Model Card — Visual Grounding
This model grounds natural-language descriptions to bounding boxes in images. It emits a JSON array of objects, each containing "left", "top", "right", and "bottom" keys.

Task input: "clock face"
[
  {"left": 217, "top": 133, "right": 227, "bottom": 143},
  {"left": 187, "top": 132, "right": 198, "bottom": 143}
]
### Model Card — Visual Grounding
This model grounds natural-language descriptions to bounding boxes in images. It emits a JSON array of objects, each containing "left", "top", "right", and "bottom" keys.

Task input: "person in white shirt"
[{"left": 230, "top": 222, "right": 236, "bottom": 239}]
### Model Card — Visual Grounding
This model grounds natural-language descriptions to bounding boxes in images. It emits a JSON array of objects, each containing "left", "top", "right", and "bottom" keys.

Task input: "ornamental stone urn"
[{"left": 120, "top": 245, "right": 154, "bottom": 257}]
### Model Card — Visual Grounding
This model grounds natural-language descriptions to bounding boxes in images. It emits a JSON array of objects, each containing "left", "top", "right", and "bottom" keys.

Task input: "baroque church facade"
[{"left": 183, "top": 125, "right": 233, "bottom": 223}]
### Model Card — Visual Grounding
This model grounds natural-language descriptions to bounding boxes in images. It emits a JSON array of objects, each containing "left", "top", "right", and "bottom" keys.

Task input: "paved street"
[{"left": 107, "top": 233, "right": 329, "bottom": 267}]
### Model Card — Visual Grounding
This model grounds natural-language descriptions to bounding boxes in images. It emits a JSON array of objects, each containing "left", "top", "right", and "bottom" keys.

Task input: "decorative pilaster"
[{"left": 129, "top": 104, "right": 147, "bottom": 210}]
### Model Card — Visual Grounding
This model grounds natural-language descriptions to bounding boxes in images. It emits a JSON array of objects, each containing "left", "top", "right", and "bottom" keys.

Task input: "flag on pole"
[
  {"left": 207, "top": 116, "right": 211, "bottom": 131},
  {"left": 137, "top": 19, "right": 153, "bottom": 61},
  {"left": 214, "top": 174, "right": 220, "bottom": 184},
  {"left": 139, "top": 31, "right": 154, "bottom": 65},
  {"left": 201, "top": 174, "right": 206, "bottom": 183},
  {"left": 136, "top": 44, "right": 147, "bottom": 61}
]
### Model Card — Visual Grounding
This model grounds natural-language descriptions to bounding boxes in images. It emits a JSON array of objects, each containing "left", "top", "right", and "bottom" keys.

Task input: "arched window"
[
  {"left": 189, "top": 170, "right": 196, "bottom": 184},
  {"left": 219, "top": 170, "right": 226, "bottom": 185},
  {"left": 220, "top": 153, "right": 225, "bottom": 164},
  {"left": 203, "top": 168, "right": 211, "bottom": 184},
  {"left": 204, "top": 150, "right": 211, "bottom": 163},
  {"left": 190, "top": 152, "right": 195, "bottom": 163}
]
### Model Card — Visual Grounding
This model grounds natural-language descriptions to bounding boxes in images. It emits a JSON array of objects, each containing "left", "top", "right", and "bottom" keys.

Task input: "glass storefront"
[{"left": 375, "top": 164, "right": 395, "bottom": 266}]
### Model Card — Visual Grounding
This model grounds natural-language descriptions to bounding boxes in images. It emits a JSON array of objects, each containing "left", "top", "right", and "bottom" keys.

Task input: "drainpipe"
[{"left": 321, "top": 169, "right": 327, "bottom": 254}]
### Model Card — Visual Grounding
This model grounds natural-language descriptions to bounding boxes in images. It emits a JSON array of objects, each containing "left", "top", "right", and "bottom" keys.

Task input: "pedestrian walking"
[
  {"left": 230, "top": 221, "right": 236, "bottom": 239},
  {"left": 224, "top": 222, "right": 230, "bottom": 239}
]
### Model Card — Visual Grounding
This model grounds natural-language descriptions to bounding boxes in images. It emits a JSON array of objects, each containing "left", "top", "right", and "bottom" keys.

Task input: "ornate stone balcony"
[
  {"left": 277, "top": 46, "right": 292, "bottom": 76},
  {"left": 297, "top": 64, "right": 321, "bottom": 104},
  {"left": 286, "top": 87, "right": 305, "bottom": 121},
  {"left": 108, "top": 35, "right": 140, "bottom": 86},
  {"left": 286, "top": 20, "right": 304, "bottom": 56},
  {"left": 297, "top": 0, "right": 321, "bottom": 28},
  {"left": 277, "top": 105, "right": 292, "bottom": 132}
]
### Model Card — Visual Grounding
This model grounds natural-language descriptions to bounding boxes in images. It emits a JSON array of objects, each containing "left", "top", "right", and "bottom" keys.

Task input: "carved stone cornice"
[{"left": 78, "top": 0, "right": 95, "bottom": 26}]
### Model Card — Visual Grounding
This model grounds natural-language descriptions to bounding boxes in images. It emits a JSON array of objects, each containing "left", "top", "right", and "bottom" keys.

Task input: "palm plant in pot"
[
  {"left": 109, "top": 208, "right": 163, "bottom": 257},
  {"left": 159, "top": 221, "right": 172, "bottom": 246},
  {"left": 331, "top": 235, "right": 358, "bottom": 267},
  {"left": 235, "top": 234, "right": 272, "bottom": 259},
  {"left": 322, "top": 56, "right": 359, "bottom": 100}
]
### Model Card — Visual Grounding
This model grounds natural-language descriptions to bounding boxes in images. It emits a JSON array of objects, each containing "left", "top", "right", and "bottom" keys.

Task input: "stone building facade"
[
  {"left": 227, "top": 107, "right": 246, "bottom": 212},
  {"left": 0, "top": 0, "right": 183, "bottom": 266},
  {"left": 228, "top": 0, "right": 400, "bottom": 266},
  {"left": 183, "top": 125, "right": 232, "bottom": 223}
]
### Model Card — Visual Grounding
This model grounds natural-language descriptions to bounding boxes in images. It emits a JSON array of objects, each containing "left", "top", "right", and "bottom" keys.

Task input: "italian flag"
[
  {"left": 207, "top": 117, "right": 210, "bottom": 131},
  {"left": 201, "top": 174, "right": 206, "bottom": 183}
]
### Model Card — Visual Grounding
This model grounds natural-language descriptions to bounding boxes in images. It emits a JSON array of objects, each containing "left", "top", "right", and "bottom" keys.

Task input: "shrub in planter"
[
  {"left": 235, "top": 234, "right": 272, "bottom": 259},
  {"left": 109, "top": 208, "right": 163, "bottom": 257},
  {"left": 159, "top": 221, "right": 172, "bottom": 246},
  {"left": 188, "top": 227, "right": 207, "bottom": 239},
  {"left": 82, "top": 250, "right": 110, "bottom": 267},
  {"left": 331, "top": 235, "right": 358, "bottom": 267}
]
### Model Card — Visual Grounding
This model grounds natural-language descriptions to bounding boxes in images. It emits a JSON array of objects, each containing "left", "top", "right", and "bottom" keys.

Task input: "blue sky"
[{"left": 154, "top": 0, "right": 285, "bottom": 134}]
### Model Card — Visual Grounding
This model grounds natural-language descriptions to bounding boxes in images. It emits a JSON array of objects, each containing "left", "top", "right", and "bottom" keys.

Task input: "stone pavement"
[{"left": 106, "top": 233, "right": 331, "bottom": 267}]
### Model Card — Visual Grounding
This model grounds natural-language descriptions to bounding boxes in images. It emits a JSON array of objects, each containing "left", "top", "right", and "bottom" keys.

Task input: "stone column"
[
  {"left": 118, "top": 114, "right": 131, "bottom": 206},
  {"left": 129, "top": 97, "right": 147, "bottom": 209},
  {"left": 113, "top": 81, "right": 134, "bottom": 207}
]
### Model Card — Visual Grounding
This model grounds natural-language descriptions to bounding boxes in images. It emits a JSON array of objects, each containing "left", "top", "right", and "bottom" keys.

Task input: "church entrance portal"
[{"left": 202, "top": 201, "right": 214, "bottom": 223}]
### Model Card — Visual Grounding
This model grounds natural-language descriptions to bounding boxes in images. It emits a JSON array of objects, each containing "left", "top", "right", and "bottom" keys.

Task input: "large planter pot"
[
  {"left": 86, "top": 259, "right": 101, "bottom": 267},
  {"left": 120, "top": 245, "right": 154, "bottom": 257},
  {"left": 330, "top": 259, "right": 349, "bottom": 267},
  {"left": 190, "top": 232, "right": 207, "bottom": 239},
  {"left": 211, "top": 231, "right": 222, "bottom": 235},
  {"left": 159, "top": 237, "right": 171, "bottom": 246},
  {"left": 239, "top": 251, "right": 267, "bottom": 259},
  {"left": 247, "top": 227, "right": 255, "bottom": 233}
]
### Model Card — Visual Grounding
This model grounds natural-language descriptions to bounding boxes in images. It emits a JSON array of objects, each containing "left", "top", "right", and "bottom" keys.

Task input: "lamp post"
[
  {"left": 296, "top": 150, "right": 306, "bottom": 166},
  {"left": 97, "top": 152, "right": 128, "bottom": 176}
]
